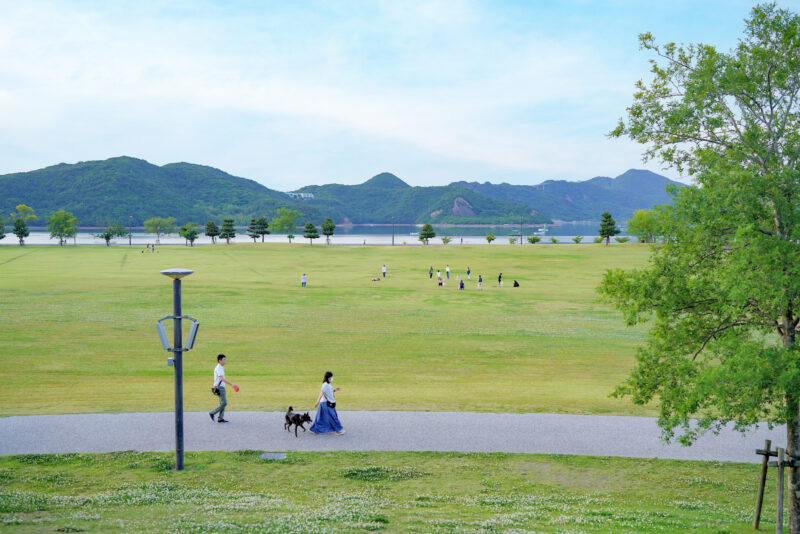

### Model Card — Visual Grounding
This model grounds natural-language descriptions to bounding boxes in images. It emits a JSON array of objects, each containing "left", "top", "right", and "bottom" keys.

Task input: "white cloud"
[{"left": 0, "top": 0, "right": 729, "bottom": 186}]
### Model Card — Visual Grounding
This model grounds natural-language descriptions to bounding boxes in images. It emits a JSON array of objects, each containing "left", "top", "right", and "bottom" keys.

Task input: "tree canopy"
[
  {"left": 598, "top": 211, "right": 620, "bottom": 245},
  {"left": 321, "top": 217, "right": 335, "bottom": 245},
  {"left": 205, "top": 220, "right": 219, "bottom": 244},
  {"left": 256, "top": 216, "right": 270, "bottom": 242},
  {"left": 418, "top": 223, "right": 436, "bottom": 245},
  {"left": 627, "top": 208, "right": 663, "bottom": 243},
  {"left": 303, "top": 221, "right": 319, "bottom": 245},
  {"left": 143, "top": 216, "right": 177, "bottom": 244},
  {"left": 219, "top": 218, "right": 236, "bottom": 244},
  {"left": 179, "top": 222, "right": 200, "bottom": 246},
  {"left": 46, "top": 209, "right": 78, "bottom": 246},
  {"left": 12, "top": 218, "right": 29, "bottom": 246},
  {"left": 603, "top": 4, "right": 800, "bottom": 529},
  {"left": 247, "top": 218, "right": 260, "bottom": 243},
  {"left": 270, "top": 208, "right": 301, "bottom": 234},
  {"left": 95, "top": 223, "right": 127, "bottom": 246}
]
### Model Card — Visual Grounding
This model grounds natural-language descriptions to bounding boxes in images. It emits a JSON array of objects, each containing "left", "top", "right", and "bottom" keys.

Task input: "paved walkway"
[{"left": 0, "top": 411, "right": 783, "bottom": 463}]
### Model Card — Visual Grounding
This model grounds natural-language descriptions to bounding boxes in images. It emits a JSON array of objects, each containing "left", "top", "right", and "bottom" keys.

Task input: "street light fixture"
[
  {"left": 156, "top": 268, "right": 198, "bottom": 471},
  {"left": 128, "top": 216, "right": 133, "bottom": 246}
]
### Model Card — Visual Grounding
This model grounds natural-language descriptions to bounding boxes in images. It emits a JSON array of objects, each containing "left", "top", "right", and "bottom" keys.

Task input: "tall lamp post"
[
  {"left": 128, "top": 216, "right": 133, "bottom": 246},
  {"left": 156, "top": 268, "right": 199, "bottom": 471},
  {"left": 392, "top": 216, "right": 395, "bottom": 246}
]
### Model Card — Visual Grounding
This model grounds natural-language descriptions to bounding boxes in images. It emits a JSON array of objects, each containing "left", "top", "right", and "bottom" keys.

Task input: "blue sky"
[{"left": 0, "top": 0, "right": 786, "bottom": 189}]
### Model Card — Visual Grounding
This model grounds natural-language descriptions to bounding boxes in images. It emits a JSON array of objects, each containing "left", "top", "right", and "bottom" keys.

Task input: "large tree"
[
  {"left": 603, "top": 4, "right": 800, "bottom": 529},
  {"left": 321, "top": 217, "right": 335, "bottom": 245},
  {"left": 270, "top": 208, "right": 300, "bottom": 235},
  {"left": 205, "top": 220, "right": 219, "bottom": 244},
  {"left": 598, "top": 211, "right": 620, "bottom": 246},
  {"left": 247, "top": 218, "right": 260, "bottom": 243},
  {"left": 627, "top": 208, "right": 663, "bottom": 243},
  {"left": 219, "top": 218, "right": 236, "bottom": 245},
  {"left": 256, "top": 216, "right": 270, "bottom": 242},
  {"left": 179, "top": 222, "right": 200, "bottom": 246},
  {"left": 10, "top": 204, "right": 36, "bottom": 246},
  {"left": 95, "top": 223, "right": 127, "bottom": 246},
  {"left": 418, "top": 223, "right": 436, "bottom": 245},
  {"left": 46, "top": 209, "right": 79, "bottom": 246},
  {"left": 143, "top": 216, "right": 177, "bottom": 245},
  {"left": 0, "top": 217, "right": 5, "bottom": 241},
  {"left": 303, "top": 221, "right": 319, "bottom": 245},
  {"left": 12, "top": 218, "right": 29, "bottom": 246}
]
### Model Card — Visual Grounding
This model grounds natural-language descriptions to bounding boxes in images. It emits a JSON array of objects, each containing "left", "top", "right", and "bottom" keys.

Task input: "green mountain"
[
  {"left": 0, "top": 157, "right": 679, "bottom": 227},
  {"left": 451, "top": 169, "right": 683, "bottom": 222},
  {"left": 0, "top": 156, "right": 321, "bottom": 226},
  {"left": 297, "top": 173, "right": 549, "bottom": 224}
]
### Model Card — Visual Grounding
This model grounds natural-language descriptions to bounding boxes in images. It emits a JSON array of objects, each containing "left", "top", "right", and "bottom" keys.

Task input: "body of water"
[{"left": 2, "top": 223, "right": 631, "bottom": 246}]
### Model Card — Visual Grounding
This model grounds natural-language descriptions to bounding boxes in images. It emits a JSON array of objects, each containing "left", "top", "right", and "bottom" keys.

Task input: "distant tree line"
[{"left": 3, "top": 202, "right": 666, "bottom": 247}]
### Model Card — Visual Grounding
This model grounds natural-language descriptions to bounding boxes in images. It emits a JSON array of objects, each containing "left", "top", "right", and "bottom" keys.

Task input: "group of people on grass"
[
  {"left": 209, "top": 354, "right": 344, "bottom": 434},
  {"left": 428, "top": 265, "right": 517, "bottom": 289}
]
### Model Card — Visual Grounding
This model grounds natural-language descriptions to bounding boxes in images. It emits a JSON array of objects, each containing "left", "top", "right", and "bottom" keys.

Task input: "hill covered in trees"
[
  {"left": 452, "top": 169, "right": 683, "bottom": 222},
  {"left": 0, "top": 157, "right": 679, "bottom": 226},
  {"left": 0, "top": 156, "right": 316, "bottom": 226},
  {"left": 296, "top": 173, "right": 548, "bottom": 224}
]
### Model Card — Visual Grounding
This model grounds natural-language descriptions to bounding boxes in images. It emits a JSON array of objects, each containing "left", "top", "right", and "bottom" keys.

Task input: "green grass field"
[
  {"left": 1, "top": 243, "right": 652, "bottom": 416},
  {"left": 0, "top": 450, "right": 770, "bottom": 533}
]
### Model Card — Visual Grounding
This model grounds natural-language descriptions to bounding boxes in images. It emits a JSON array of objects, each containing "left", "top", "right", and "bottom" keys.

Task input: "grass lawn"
[
  {"left": 0, "top": 243, "right": 652, "bottom": 416},
  {"left": 0, "top": 450, "right": 772, "bottom": 533}
]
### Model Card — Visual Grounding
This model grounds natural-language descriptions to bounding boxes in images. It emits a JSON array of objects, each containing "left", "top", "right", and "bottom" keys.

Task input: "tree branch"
[{"left": 692, "top": 320, "right": 769, "bottom": 360}]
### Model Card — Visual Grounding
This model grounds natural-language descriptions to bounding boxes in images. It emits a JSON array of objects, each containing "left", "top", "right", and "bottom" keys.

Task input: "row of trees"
[
  {"left": 0, "top": 206, "right": 338, "bottom": 247},
  {"left": 416, "top": 212, "right": 630, "bottom": 246},
  {"left": 3, "top": 204, "right": 658, "bottom": 248}
]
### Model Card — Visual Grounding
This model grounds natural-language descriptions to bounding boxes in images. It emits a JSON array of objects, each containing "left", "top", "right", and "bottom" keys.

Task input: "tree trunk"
[
  {"left": 785, "top": 319, "right": 799, "bottom": 534},
  {"left": 788, "top": 395, "right": 800, "bottom": 533}
]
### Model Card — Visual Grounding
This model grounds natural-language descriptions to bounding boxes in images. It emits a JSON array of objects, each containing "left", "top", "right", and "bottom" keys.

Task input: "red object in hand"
[{"left": 234, "top": 386, "right": 239, "bottom": 392}]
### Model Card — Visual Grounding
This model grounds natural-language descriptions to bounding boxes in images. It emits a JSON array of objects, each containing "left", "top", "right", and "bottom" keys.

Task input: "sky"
[{"left": 0, "top": 0, "right": 789, "bottom": 190}]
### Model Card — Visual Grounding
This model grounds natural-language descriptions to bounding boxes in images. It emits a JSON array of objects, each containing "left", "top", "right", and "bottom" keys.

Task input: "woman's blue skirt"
[{"left": 310, "top": 403, "right": 343, "bottom": 433}]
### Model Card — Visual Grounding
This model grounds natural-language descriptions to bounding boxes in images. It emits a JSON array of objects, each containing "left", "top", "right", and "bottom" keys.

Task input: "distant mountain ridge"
[
  {"left": 0, "top": 157, "right": 680, "bottom": 226},
  {"left": 296, "top": 173, "right": 547, "bottom": 225},
  {"left": 452, "top": 169, "right": 683, "bottom": 222}
]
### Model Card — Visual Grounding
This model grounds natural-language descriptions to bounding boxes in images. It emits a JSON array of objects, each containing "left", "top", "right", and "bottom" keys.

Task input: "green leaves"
[
  {"left": 612, "top": 4, "right": 800, "bottom": 177},
  {"left": 419, "top": 224, "right": 436, "bottom": 245},
  {"left": 46, "top": 210, "right": 78, "bottom": 245},
  {"left": 603, "top": 4, "right": 800, "bottom": 445},
  {"left": 303, "top": 221, "right": 319, "bottom": 245}
]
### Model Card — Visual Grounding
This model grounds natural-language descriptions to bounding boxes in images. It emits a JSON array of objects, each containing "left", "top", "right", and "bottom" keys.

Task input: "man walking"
[
  {"left": 382, "top": 264, "right": 387, "bottom": 278},
  {"left": 301, "top": 273, "right": 307, "bottom": 288},
  {"left": 209, "top": 354, "right": 237, "bottom": 423},
  {"left": 429, "top": 266, "right": 433, "bottom": 279},
  {"left": 446, "top": 265, "right": 450, "bottom": 279}
]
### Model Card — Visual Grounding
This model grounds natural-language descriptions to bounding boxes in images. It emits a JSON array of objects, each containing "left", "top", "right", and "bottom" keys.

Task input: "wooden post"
[
  {"left": 777, "top": 447, "right": 785, "bottom": 534},
  {"left": 755, "top": 439, "right": 772, "bottom": 529}
]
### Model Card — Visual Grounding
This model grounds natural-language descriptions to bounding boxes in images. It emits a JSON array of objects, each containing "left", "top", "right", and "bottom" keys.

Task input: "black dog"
[{"left": 284, "top": 406, "right": 312, "bottom": 437}]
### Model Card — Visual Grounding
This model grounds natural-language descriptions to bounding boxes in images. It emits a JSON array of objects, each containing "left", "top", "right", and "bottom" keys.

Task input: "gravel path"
[{"left": 0, "top": 411, "right": 782, "bottom": 463}]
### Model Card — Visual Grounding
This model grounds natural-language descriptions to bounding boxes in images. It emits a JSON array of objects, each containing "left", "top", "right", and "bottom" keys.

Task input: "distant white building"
[{"left": 285, "top": 192, "right": 314, "bottom": 199}]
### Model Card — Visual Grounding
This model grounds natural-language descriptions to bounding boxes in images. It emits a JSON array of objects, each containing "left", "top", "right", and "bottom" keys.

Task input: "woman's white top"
[{"left": 321, "top": 382, "right": 336, "bottom": 403}]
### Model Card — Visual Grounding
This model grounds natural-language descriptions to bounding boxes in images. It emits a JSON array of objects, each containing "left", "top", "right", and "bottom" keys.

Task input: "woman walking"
[{"left": 310, "top": 371, "right": 345, "bottom": 434}]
